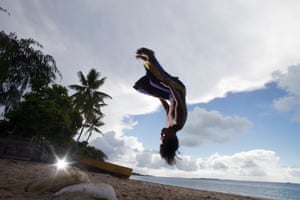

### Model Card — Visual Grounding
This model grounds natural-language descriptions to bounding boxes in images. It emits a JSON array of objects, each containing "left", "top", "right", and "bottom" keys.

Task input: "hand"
[{"left": 136, "top": 47, "right": 154, "bottom": 57}]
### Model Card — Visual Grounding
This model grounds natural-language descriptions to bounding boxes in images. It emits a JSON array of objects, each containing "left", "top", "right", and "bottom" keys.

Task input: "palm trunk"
[
  {"left": 86, "top": 131, "right": 92, "bottom": 142},
  {"left": 77, "top": 120, "right": 86, "bottom": 141},
  {"left": 76, "top": 127, "right": 84, "bottom": 141}
]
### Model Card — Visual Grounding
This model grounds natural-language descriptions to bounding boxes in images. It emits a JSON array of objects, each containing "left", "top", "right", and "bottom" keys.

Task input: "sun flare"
[{"left": 55, "top": 158, "right": 68, "bottom": 170}]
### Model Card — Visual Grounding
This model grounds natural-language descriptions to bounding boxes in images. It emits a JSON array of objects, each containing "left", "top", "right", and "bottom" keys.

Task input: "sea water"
[{"left": 131, "top": 175, "right": 300, "bottom": 200}]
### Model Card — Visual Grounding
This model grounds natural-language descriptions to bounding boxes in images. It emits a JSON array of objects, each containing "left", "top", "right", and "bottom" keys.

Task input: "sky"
[{"left": 1, "top": 0, "right": 300, "bottom": 183}]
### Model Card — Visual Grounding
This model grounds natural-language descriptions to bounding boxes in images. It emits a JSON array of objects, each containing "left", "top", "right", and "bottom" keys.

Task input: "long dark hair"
[{"left": 160, "top": 134, "right": 179, "bottom": 165}]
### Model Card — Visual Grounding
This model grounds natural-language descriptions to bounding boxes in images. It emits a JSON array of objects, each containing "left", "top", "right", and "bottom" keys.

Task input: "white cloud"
[
  {"left": 273, "top": 65, "right": 300, "bottom": 121},
  {"left": 135, "top": 150, "right": 165, "bottom": 169},
  {"left": 273, "top": 96, "right": 297, "bottom": 112},
  {"left": 180, "top": 107, "right": 252, "bottom": 146},
  {"left": 2, "top": 0, "right": 300, "bottom": 183},
  {"left": 275, "top": 65, "right": 300, "bottom": 96},
  {"left": 2, "top": 0, "right": 300, "bottom": 132},
  {"left": 90, "top": 131, "right": 144, "bottom": 167},
  {"left": 90, "top": 133, "right": 300, "bottom": 183},
  {"left": 100, "top": 82, "right": 159, "bottom": 134},
  {"left": 289, "top": 168, "right": 300, "bottom": 177}
]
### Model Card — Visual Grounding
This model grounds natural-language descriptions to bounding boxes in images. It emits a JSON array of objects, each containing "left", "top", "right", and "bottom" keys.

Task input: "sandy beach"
[{"left": 0, "top": 159, "right": 267, "bottom": 200}]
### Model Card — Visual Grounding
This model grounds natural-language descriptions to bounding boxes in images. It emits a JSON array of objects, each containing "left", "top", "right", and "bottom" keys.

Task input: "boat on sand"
[{"left": 72, "top": 154, "right": 132, "bottom": 178}]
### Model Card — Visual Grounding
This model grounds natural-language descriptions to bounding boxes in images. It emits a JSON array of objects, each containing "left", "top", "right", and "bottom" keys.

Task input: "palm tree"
[
  {"left": 69, "top": 68, "right": 111, "bottom": 141},
  {"left": 86, "top": 116, "right": 104, "bottom": 142}
]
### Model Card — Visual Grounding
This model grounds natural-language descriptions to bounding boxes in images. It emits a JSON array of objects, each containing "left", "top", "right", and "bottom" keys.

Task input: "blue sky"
[
  {"left": 1, "top": 0, "right": 300, "bottom": 183},
  {"left": 126, "top": 81, "right": 300, "bottom": 166},
  {"left": 190, "top": 82, "right": 299, "bottom": 165}
]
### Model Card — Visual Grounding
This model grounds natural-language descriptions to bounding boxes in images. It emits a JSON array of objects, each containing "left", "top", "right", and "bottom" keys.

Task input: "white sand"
[{"left": 0, "top": 159, "right": 268, "bottom": 200}]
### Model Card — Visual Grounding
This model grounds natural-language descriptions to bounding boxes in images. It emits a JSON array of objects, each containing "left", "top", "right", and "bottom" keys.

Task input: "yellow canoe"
[{"left": 72, "top": 154, "right": 132, "bottom": 178}]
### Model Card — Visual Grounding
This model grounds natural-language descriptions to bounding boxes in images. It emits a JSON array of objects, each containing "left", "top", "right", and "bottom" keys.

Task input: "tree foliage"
[
  {"left": 0, "top": 31, "right": 61, "bottom": 114},
  {"left": 69, "top": 69, "right": 111, "bottom": 141},
  {"left": 4, "top": 84, "right": 82, "bottom": 144},
  {"left": 0, "top": 31, "right": 109, "bottom": 161},
  {"left": 0, "top": 6, "right": 11, "bottom": 16},
  {"left": 75, "top": 141, "right": 107, "bottom": 161}
]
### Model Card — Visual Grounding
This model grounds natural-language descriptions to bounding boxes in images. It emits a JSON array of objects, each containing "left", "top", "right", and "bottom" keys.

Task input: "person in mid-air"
[{"left": 133, "top": 47, "right": 187, "bottom": 165}]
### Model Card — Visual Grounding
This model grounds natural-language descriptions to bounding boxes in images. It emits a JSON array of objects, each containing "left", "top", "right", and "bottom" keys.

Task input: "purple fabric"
[{"left": 134, "top": 56, "right": 185, "bottom": 100}]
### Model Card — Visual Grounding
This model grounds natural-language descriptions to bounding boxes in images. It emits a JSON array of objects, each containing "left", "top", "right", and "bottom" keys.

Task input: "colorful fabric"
[{"left": 134, "top": 57, "right": 185, "bottom": 100}]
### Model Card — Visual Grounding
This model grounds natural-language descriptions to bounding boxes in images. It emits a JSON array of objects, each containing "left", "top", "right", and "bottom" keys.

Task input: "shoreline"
[{"left": 0, "top": 159, "right": 268, "bottom": 200}]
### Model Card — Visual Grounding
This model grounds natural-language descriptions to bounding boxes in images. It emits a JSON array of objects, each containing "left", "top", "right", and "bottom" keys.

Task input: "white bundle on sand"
[
  {"left": 25, "top": 168, "right": 90, "bottom": 192},
  {"left": 54, "top": 182, "right": 118, "bottom": 200}
]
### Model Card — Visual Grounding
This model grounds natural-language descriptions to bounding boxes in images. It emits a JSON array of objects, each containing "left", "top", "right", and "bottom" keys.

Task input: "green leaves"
[
  {"left": 5, "top": 84, "right": 82, "bottom": 144},
  {"left": 69, "top": 69, "right": 111, "bottom": 142},
  {"left": 0, "top": 31, "right": 61, "bottom": 113},
  {"left": 0, "top": 31, "right": 109, "bottom": 161}
]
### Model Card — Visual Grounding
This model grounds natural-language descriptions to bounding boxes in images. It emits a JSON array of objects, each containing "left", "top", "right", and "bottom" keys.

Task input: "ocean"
[{"left": 131, "top": 175, "right": 300, "bottom": 200}]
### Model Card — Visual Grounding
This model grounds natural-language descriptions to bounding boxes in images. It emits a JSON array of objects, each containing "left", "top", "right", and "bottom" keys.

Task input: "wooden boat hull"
[{"left": 72, "top": 154, "right": 132, "bottom": 178}]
